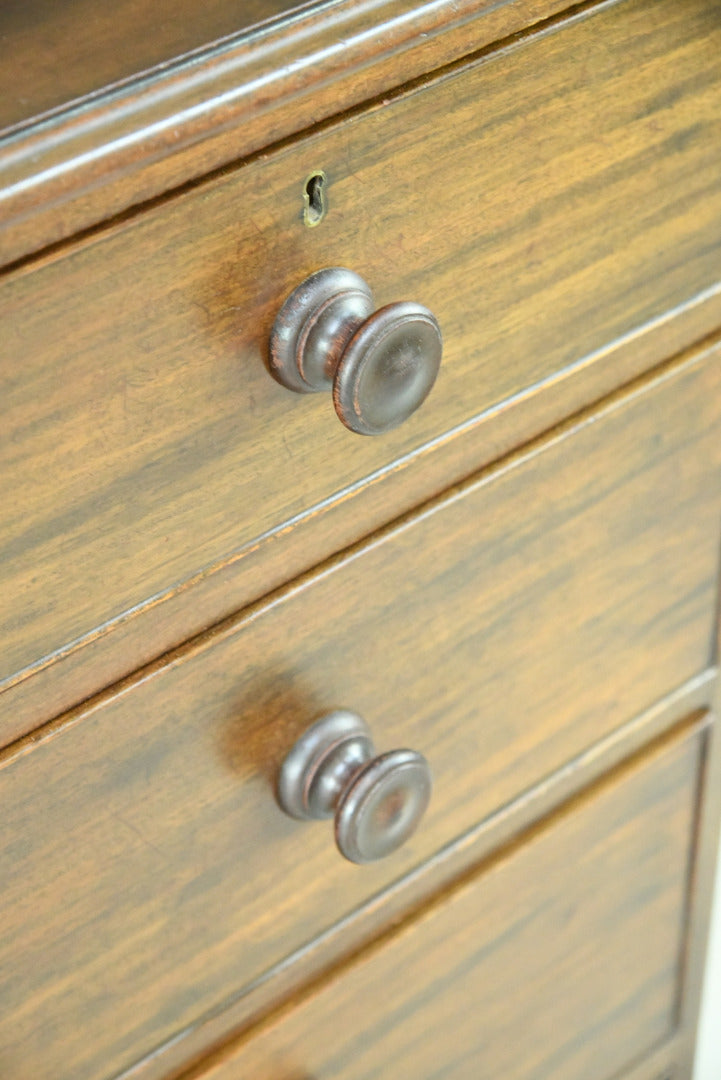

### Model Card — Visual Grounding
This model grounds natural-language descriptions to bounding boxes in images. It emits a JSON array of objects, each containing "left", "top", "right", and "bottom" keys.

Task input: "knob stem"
[
  {"left": 278, "top": 710, "right": 374, "bottom": 820},
  {"left": 305, "top": 731, "right": 375, "bottom": 819},
  {"left": 269, "top": 269, "right": 373, "bottom": 395}
]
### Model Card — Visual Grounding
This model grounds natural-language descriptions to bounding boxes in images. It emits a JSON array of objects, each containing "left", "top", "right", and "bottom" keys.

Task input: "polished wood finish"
[
  {"left": 0, "top": 0, "right": 315, "bottom": 133},
  {"left": 182, "top": 718, "right": 706, "bottom": 1080},
  {"left": 4, "top": 0, "right": 721, "bottom": 738},
  {"left": 0, "top": 0, "right": 585, "bottom": 266},
  {"left": 116, "top": 673, "right": 715, "bottom": 1080},
  {"left": 3, "top": 3, "right": 721, "bottom": 1079},
  {"left": 1, "top": 352, "right": 719, "bottom": 1080},
  {"left": 6, "top": 305, "right": 721, "bottom": 744}
]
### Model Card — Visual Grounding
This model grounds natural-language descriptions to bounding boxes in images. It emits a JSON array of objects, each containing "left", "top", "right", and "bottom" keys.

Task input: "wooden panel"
[
  {"left": 188, "top": 720, "right": 705, "bottom": 1080},
  {"left": 0, "top": 0, "right": 313, "bottom": 133},
  {"left": 0, "top": 0, "right": 587, "bottom": 266},
  {"left": 671, "top": 671, "right": 721, "bottom": 1078},
  {"left": 114, "top": 675, "right": 716, "bottom": 1080},
  {"left": 7, "top": 305, "right": 721, "bottom": 743},
  {"left": 1, "top": 354, "right": 719, "bottom": 1080},
  {"left": 3, "top": 0, "right": 721, "bottom": 717}
]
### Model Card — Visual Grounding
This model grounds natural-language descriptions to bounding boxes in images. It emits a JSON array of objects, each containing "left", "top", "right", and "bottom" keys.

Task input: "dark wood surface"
[
  {"left": 6, "top": 305, "right": 721, "bottom": 745},
  {"left": 3, "top": 3, "right": 721, "bottom": 1080},
  {"left": 4, "top": 0, "right": 721, "bottom": 740},
  {"left": 1, "top": 352, "right": 719, "bottom": 1080},
  {"left": 116, "top": 675, "right": 716, "bottom": 1080},
  {"left": 0, "top": 0, "right": 582, "bottom": 266},
  {"left": 0, "top": 0, "right": 317, "bottom": 134},
  {"left": 181, "top": 718, "right": 705, "bottom": 1080}
]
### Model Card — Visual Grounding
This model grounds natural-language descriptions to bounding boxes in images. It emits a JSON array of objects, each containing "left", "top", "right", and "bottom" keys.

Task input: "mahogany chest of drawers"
[{"left": 2, "top": 2, "right": 721, "bottom": 1079}]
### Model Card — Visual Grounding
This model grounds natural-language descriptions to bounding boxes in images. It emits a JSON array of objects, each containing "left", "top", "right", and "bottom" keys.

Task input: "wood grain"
[
  {"left": 180, "top": 718, "right": 706, "bottom": 1080},
  {"left": 3, "top": 0, "right": 721, "bottom": 738},
  {"left": 6, "top": 305, "right": 721, "bottom": 744},
  {"left": 1, "top": 352, "right": 719, "bottom": 1080},
  {"left": 0, "top": 0, "right": 313, "bottom": 134},
  {"left": 116, "top": 675, "right": 716, "bottom": 1080},
  {"left": 0, "top": 0, "right": 591, "bottom": 266}
]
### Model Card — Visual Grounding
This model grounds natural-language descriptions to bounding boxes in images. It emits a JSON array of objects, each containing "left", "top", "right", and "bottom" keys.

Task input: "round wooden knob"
[
  {"left": 268, "top": 268, "right": 442, "bottom": 435},
  {"left": 277, "top": 710, "right": 432, "bottom": 863}
]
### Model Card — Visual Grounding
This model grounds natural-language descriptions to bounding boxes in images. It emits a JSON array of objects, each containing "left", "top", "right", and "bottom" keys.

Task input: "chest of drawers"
[{"left": 2, "top": 2, "right": 721, "bottom": 1079}]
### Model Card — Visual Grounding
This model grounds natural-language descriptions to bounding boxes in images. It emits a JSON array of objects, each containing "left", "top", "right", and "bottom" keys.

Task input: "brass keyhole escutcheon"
[{"left": 303, "top": 171, "right": 327, "bottom": 227}]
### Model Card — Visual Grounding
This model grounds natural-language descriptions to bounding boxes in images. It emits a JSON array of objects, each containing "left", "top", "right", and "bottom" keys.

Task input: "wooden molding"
[{"left": 0, "top": 0, "right": 608, "bottom": 268}]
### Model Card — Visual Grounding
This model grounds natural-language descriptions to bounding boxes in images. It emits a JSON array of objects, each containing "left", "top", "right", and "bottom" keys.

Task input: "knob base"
[
  {"left": 268, "top": 268, "right": 373, "bottom": 395},
  {"left": 277, "top": 710, "right": 372, "bottom": 821}
]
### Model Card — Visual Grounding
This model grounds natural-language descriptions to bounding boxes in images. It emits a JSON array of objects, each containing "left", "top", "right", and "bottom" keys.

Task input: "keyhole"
[{"left": 303, "top": 171, "right": 327, "bottom": 227}]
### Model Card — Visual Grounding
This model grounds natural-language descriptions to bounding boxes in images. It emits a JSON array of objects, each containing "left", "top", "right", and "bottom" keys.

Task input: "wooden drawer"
[
  {"left": 189, "top": 717, "right": 708, "bottom": 1080},
  {"left": 4, "top": 0, "right": 721, "bottom": 735},
  {"left": 2, "top": 349, "right": 720, "bottom": 1080}
]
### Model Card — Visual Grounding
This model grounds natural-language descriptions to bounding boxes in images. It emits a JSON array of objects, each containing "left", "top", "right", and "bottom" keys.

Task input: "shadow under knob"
[
  {"left": 268, "top": 267, "right": 442, "bottom": 436},
  {"left": 277, "top": 709, "right": 432, "bottom": 864}
]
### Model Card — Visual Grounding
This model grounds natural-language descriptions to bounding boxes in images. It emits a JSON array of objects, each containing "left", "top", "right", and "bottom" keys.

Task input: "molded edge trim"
[{"left": 0, "top": 0, "right": 606, "bottom": 269}]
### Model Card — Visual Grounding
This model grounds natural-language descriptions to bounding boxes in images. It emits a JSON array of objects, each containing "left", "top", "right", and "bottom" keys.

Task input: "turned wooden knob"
[
  {"left": 268, "top": 268, "right": 442, "bottom": 435},
  {"left": 277, "top": 710, "right": 432, "bottom": 864}
]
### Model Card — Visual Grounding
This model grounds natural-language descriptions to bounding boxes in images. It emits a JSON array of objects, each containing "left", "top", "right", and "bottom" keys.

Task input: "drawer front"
[
  {"left": 3, "top": 0, "right": 721, "bottom": 713},
  {"left": 1, "top": 351, "right": 720, "bottom": 1080},
  {"left": 192, "top": 719, "right": 708, "bottom": 1080}
]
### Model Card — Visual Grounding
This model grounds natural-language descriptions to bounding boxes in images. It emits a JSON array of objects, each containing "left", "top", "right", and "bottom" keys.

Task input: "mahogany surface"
[
  {"left": 0, "top": 0, "right": 583, "bottom": 265},
  {"left": 183, "top": 719, "right": 706, "bottom": 1080},
  {"left": 1, "top": 351, "right": 719, "bottom": 1080},
  {"left": 2, "top": 2, "right": 721, "bottom": 1079},
  {"left": 3, "top": 0, "right": 721, "bottom": 739},
  {"left": 0, "top": 0, "right": 315, "bottom": 133}
]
